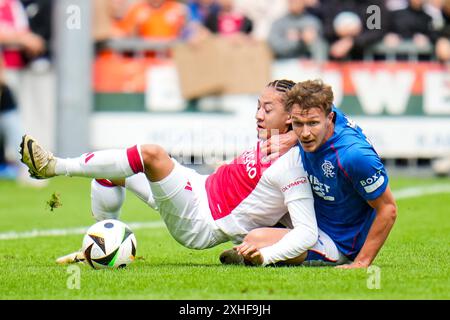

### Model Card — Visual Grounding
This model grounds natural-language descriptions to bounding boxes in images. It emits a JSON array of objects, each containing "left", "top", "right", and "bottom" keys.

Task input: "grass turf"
[{"left": 0, "top": 176, "right": 449, "bottom": 300}]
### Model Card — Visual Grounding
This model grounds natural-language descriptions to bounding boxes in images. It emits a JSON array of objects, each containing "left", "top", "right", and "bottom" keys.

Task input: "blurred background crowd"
[
  {"left": 90, "top": 0, "right": 450, "bottom": 62},
  {"left": 0, "top": 0, "right": 449, "bottom": 185}
]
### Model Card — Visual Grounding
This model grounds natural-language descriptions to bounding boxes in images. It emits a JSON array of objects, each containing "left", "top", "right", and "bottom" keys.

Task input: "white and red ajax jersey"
[{"left": 205, "top": 142, "right": 312, "bottom": 242}]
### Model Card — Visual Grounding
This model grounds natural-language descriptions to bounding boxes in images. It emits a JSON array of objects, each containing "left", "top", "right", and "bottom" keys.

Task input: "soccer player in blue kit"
[{"left": 230, "top": 80, "right": 397, "bottom": 268}]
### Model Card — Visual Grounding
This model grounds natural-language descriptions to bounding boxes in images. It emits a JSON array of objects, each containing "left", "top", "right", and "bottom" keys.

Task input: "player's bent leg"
[
  {"left": 149, "top": 160, "right": 226, "bottom": 250},
  {"left": 124, "top": 173, "right": 156, "bottom": 209},
  {"left": 302, "top": 229, "right": 350, "bottom": 266},
  {"left": 91, "top": 178, "right": 126, "bottom": 221},
  {"left": 139, "top": 144, "right": 174, "bottom": 182},
  {"left": 245, "top": 228, "right": 308, "bottom": 265},
  {"left": 97, "top": 175, "right": 156, "bottom": 209},
  {"left": 242, "top": 227, "right": 350, "bottom": 267},
  {"left": 243, "top": 227, "right": 289, "bottom": 248},
  {"left": 20, "top": 134, "right": 145, "bottom": 179},
  {"left": 220, "top": 227, "right": 308, "bottom": 266},
  {"left": 20, "top": 135, "right": 174, "bottom": 182},
  {"left": 21, "top": 135, "right": 168, "bottom": 182}
]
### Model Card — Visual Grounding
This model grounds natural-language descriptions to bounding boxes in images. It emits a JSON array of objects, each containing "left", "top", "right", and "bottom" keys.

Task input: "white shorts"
[
  {"left": 149, "top": 159, "right": 228, "bottom": 249},
  {"left": 302, "top": 228, "right": 350, "bottom": 266}
]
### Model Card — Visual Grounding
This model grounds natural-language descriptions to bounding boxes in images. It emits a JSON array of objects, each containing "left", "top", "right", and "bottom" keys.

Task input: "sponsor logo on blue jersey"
[
  {"left": 360, "top": 169, "right": 385, "bottom": 194},
  {"left": 308, "top": 174, "right": 334, "bottom": 201}
]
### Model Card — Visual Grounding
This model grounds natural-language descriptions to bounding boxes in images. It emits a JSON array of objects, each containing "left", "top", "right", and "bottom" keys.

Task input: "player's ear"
[
  {"left": 286, "top": 114, "right": 292, "bottom": 125},
  {"left": 327, "top": 111, "right": 334, "bottom": 123}
]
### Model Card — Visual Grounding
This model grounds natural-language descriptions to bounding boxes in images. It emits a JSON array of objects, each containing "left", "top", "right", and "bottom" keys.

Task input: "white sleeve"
[{"left": 259, "top": 198, "right": 318, "bottom": 266}]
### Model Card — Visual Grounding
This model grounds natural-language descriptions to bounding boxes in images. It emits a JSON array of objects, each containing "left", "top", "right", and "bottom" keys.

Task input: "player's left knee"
[{"left": 140, "top": 144, "right": 167, "bottom": 166}]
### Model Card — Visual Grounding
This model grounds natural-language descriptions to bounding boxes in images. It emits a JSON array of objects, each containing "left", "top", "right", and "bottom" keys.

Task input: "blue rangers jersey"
[{"left": 299, "top": 107, "right": 389, "bottom": 260}]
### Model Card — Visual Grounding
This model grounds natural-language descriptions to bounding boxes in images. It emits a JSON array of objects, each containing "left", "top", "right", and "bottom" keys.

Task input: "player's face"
[
  {"left": 255, "top": 87, "right": 291, "bottom": 140},
  {"left": 290, "top": 104, "right": 334, "bottom": 152}
]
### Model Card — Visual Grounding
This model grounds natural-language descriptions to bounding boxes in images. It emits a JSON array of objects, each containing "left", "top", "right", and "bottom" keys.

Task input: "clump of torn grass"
[{"left": 46, "top": 192, "right": 62, "bottom": 211}]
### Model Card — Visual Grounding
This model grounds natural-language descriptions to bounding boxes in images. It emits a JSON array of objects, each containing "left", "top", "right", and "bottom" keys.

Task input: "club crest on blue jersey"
[{"left": 321, "top": 160, "right": 335, "bottom": 178}]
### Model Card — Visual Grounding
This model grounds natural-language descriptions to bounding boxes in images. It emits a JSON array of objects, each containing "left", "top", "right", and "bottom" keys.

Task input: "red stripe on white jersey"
[
  {"left": 85, "top": 153, "right": 95, "bottom": 163},
  {"left": 205, "top": 142, "right": 272, "bottom": 220}
]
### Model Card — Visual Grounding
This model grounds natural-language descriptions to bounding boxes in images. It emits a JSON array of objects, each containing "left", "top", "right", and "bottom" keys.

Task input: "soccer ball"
[{"left": 82, "top": 219, "right": 137, "bottom": 269}]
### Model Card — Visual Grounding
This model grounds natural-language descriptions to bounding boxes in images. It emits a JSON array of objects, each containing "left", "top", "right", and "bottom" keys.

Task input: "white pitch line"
[
  {"left": 393, "top": 184, "right": 450, "bottom": 200},
  {"left": 0, "top": 221, "right": 165, "bottom": 241},
  {"left": 1, "top": 184, "right": 450, "bottom": 241}
]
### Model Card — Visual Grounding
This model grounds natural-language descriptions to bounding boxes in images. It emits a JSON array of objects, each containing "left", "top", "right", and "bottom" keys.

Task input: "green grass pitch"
[{"left": 0, "top": 175, "right": 449, "bottom": 300}]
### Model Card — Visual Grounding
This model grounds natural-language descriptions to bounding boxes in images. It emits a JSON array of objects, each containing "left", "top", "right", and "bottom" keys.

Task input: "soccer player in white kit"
[{"left": 20, "top": 80, "right": 320, "bottom": 266}]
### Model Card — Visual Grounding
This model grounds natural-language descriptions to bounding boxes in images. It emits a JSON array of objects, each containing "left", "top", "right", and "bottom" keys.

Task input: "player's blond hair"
[{"left": 285, "top": 80, "right": 334, "bottom": 115}]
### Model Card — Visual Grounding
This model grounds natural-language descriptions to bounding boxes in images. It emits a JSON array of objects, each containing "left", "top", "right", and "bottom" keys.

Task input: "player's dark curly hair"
[
  {"left": 285, "top": 79, "right": 334, "bottom": 115},
  {"left": 267, "top": 79, "right": 296, "bottom": 103},
  {"left": 266, "top": 80, "right": 296, "bottom": 132}
]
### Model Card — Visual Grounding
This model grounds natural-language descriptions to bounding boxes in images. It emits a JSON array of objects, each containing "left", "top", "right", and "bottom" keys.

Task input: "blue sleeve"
[{"left": 344, "top": 145, "right": 389, "bottom": 201}]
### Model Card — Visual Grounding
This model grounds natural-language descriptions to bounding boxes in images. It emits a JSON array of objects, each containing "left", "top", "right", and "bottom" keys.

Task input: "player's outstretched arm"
[{"left": 337, "top": 186, "right": 397, "bottom": 269}]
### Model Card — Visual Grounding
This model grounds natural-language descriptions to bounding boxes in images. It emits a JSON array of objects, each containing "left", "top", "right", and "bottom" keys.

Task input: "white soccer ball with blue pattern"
[{"left": 82, "top": 219, "right": 137, "bottom": 269}]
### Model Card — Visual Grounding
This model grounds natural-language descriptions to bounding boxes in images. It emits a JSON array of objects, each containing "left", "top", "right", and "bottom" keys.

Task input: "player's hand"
[
  {"left": 335, "top": 260, "right": 370, "bottom": 269},
  {"left": 260, "top": 132, "right": 297, "bottom": 163},
  {"left": 234, "top": 242, "right": 264, "bottom": 266}
]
